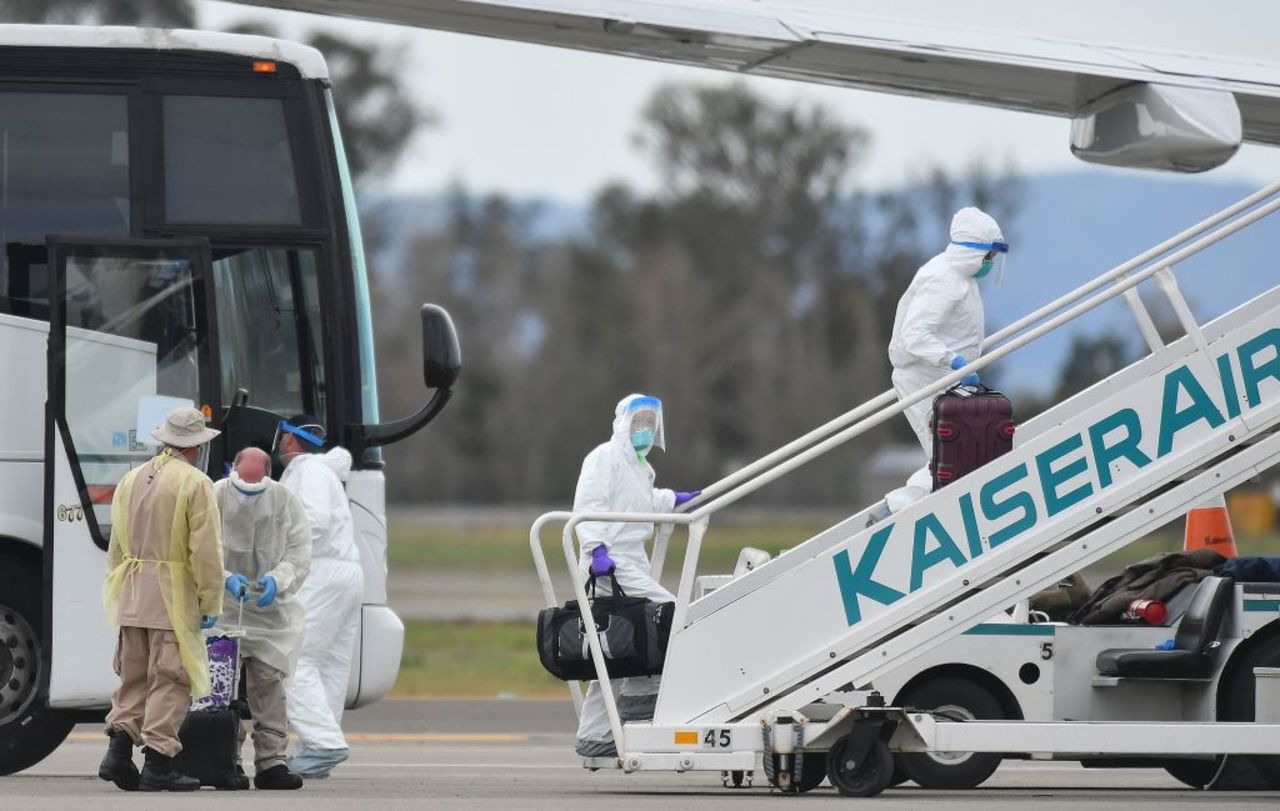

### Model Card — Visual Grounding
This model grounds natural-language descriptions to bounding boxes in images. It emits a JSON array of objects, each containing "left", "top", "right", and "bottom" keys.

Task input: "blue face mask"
[
  {"left": 631, "top": 428, "right": 654, "bottom": 454},
  {"left": 974, "top": 259, "right": 993, "bottom": 279}
]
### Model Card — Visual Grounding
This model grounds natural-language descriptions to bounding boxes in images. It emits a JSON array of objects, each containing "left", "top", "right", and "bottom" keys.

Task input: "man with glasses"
[
  {"left": 877, "top": 207, "right": 1008, "bottom": 518},
  {"left": 273, "top": 415, "right": 363, "bottom": 779}
]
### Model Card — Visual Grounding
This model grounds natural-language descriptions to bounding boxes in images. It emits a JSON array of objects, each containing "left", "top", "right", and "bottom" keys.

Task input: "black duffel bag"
[{"left": 537, "top": 574, "right": 673, "bottom": 681}]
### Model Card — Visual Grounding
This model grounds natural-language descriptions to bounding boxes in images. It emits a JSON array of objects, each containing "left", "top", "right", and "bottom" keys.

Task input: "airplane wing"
[{"left": 233, "top": 0, "right": 1280, "bottom": 146}]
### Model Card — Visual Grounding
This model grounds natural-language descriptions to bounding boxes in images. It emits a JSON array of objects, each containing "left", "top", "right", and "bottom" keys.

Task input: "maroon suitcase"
[{"left": 929, "top": 384, "right": 1015, "bottom": 491}]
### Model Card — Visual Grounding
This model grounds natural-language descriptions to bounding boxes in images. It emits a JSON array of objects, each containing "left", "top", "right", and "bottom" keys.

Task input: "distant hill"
[{"left": 366, "top": 171, "right": 1279, "bottom": 396}]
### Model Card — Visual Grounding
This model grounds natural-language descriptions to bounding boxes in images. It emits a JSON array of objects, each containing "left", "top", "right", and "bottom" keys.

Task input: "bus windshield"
[{"left": 212, "top": 246, "right": 326, "bottom": 419}]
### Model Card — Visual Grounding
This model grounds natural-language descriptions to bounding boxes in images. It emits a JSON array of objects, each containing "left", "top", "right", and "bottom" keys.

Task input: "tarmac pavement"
[{"left": 4, "top": 699, "right": 1279, "bottom": 809}]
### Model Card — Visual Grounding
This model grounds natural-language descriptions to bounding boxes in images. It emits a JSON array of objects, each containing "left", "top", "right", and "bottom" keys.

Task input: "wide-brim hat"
[{"left": 151, "top": 406, "right": 221, "bottom": 448}]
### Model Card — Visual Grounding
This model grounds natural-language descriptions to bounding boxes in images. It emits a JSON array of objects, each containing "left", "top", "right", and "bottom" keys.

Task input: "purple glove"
[
  {"left": 674, "top": 490, "right": 702, "bottom": 508},
  {"left": 590, "top": 545, "right": 615, "bottom": 577}
]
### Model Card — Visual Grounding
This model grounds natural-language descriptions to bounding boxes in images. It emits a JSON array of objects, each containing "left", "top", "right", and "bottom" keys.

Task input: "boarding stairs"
[{"left": 530, "top": 181, "right": 1280, "bottom": 779}]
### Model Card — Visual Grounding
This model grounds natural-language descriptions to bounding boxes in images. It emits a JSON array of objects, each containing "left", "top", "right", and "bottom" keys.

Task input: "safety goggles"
[{"left": 272, "top": 420, "right": 326, "bottom": 452}]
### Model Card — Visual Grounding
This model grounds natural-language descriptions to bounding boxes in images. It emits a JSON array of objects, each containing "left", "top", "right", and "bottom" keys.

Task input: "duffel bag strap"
[{"left": 585, "top": 572, "right": 627, "bottom": 599}]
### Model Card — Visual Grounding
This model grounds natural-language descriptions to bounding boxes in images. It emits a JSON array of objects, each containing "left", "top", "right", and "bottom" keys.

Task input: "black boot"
[
  {"left": 97, "top": 729, "right": 140, "bottom": 791},
  {"left": 254, "top": 763, "right": 304, "bottom": 790},
  {"left": 139, "top": 747, "right": 200, "bottom": 792}
]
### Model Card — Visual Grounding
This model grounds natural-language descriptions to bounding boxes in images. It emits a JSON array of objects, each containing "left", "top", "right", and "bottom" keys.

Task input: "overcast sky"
[{"left": 202, "top": 0, "right": 1277, "bottom": 201}]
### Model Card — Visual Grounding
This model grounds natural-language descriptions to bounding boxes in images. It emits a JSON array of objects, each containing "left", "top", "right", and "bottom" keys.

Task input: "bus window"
[
  {"left": 0, "top": 92, "right": 129, "bottom": 318},
  {"left": 212, "top": 247, "right": 325, "bottom": 418},
  {"left": 163, "top": 95, "right": 302, "bottom": 226}
]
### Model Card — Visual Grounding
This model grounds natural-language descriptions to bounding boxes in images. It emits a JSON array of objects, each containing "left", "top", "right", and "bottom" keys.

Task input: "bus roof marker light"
[{"left": 252, "top": 60, "right": 277, "bottom": 74}]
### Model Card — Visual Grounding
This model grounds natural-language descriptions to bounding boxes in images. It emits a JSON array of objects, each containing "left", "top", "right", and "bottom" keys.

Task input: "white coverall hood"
[
  {"left": 945, "top": 207, "right": 1004, "bottom": 278},
  {"left": 214, "top": 478, "right": 312, "bottom": 674},
  {"left": 318, "top": 447, "right": 353, "bottom": 483}
]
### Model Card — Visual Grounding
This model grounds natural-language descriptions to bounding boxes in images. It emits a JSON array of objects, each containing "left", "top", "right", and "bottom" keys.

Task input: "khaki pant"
[
  {"left": 237, "top": 658, "right": 289, "bottom": 770},
  {"left": 105, "top": 627, "right": 190, "bottom": 757}
]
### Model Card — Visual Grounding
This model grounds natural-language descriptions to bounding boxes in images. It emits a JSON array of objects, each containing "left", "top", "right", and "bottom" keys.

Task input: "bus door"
[{"left": 43, "top": 237, "right": 218, "bottom": 707}]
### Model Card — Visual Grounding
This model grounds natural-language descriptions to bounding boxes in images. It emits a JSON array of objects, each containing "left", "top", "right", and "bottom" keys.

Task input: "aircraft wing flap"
[{"left": 233, "top": 0, "right": 1280, "bottom": 144}]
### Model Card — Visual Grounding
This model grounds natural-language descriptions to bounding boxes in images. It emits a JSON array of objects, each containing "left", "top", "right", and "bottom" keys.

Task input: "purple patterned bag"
[{"left": 191, "top": 634, "right": 239, "bottom": 713}]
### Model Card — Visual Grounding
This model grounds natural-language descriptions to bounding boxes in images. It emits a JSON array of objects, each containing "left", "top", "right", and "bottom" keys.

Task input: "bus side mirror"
[
  {"left": 422, "top": 303, "right": 461, "bottom": 391},
  {"left": 350, "top": 303, "right": 462, "bottom": 451}
]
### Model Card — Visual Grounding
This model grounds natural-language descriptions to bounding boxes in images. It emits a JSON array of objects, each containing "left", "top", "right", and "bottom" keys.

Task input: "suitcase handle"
[{"left": 945, "top": 382, "right": 999, "bottom": 398}]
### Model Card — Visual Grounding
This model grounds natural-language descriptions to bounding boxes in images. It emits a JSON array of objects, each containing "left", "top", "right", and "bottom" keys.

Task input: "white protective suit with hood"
[
  {"left": 572, "top": 394, "right": 678, "bottom": 756},
  {"left": 280, "top": 447, "right": 364, "bottom": 774},
  {"left": 885, "top": 207, "right": 1003, "bottom": 513},
  {"left": 213, "top": 476, "right": 312, "bottom": 675}
]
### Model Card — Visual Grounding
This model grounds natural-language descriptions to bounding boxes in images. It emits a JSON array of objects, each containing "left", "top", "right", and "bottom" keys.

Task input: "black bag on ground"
[
  {"left": 173, "top": 707, "right": 244, "bottom": 789},
  {"left": 537, "top": 574, "right": 673, "bottom": 681},
  {"left": 172, "top": 632, "right": 247, "bottom": 789}
]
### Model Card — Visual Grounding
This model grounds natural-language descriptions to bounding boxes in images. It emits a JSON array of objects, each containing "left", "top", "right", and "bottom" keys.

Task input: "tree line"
[{"left": 372, "top": 82, "right": 1025, "bottom": 505}]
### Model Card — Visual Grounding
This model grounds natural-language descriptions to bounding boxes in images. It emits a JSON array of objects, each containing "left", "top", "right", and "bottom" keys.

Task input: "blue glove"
[
  {"left": 950, "top": 355, "right": 979, "bottom": 386},
  {"left": 200, "top": 615, "right": 217, "bottom": 630},
  {"left": 255, "top": 575, "right": 278, "bottom": 608},
  {"left": 590, "top": 545, "right": 615, "bottom": 577},
  {"left": 674, "top": 490, "right": 702, "bottom": 508},
  {"left": 225, "top": 573, "right": 250, "bottom": 601}
]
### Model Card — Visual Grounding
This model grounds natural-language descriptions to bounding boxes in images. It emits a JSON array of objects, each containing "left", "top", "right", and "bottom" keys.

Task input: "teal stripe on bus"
[{"left": 963, "top": 624, "right": 1056, "bottom": 637}]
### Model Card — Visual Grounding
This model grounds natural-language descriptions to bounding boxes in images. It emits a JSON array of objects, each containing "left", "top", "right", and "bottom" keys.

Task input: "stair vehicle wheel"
[
  {"left": 896, "top": 677, "right": 1004, "bottom": 789},
  {"left": 826, "top": 734, "right": 893, "bottom": 797},
  {"left": 1211, "top": 633, "right": 1280, "bottom": 789},
  {"left": 0, "top": 554, "right": 76, "bottom": 776},
  {"left": 1162, "top": 757, "right": 1223, "bottom": 789}
]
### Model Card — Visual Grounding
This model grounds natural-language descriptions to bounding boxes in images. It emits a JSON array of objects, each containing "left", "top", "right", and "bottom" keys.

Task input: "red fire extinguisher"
[{"left": 1124, "top": 599, "right": 1168, "bottom": 625}]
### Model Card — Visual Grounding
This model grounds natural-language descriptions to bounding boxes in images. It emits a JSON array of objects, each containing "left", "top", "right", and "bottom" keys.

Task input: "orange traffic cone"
[{"left": 1183, "top": 494, "right": 1238, "bottom": 558}]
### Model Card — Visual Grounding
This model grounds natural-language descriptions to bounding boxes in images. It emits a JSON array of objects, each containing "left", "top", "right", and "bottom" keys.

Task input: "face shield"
[
  {"left": 624, "top": 396, "right": 665, "bottom": 455},
  {"left": 952, "top": 239, "right": 1009, "bottom": 284},
  {"left": 271, "top": 420, "right": 327, "bottom": 455},
  {"left": 194, "top": 442, "right": 211, "bottom": 475}
]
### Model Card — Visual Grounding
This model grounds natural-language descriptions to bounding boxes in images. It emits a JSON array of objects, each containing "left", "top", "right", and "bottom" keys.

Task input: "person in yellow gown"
[{"left": 98, "top": 407, "right": 224, "bottom": 792}]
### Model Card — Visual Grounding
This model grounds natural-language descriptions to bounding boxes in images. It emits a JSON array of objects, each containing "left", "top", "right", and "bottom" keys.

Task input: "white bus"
[{"left": 0, "top": 26, "right": 459, "bottom": 774}]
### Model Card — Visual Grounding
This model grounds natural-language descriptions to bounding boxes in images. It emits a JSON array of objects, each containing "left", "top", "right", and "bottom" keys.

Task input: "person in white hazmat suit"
[
  {"left": 573, "top": 394, "right": 701, "bottom": 758},
  {"left": 882, "top": 206, "right": 1007, "bottom": 515},
  {"left": 215, "top": 447, "right": 310, "bottom": 791},
  {"left": 274, "top": 414, "right": 364, "bottom": 779}
]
